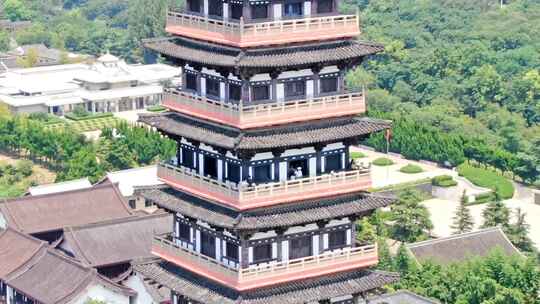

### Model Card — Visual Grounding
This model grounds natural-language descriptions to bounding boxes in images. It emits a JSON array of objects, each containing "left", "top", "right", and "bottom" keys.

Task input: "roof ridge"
[
  {"left": 65, "top": 213, "right": 168, "bottom": 231},
  {"left": 407, "top": 227, "right": 504, "bottom": 248},
  {"left": 4, "top": 182, "right": 116, "bottom": 203}
]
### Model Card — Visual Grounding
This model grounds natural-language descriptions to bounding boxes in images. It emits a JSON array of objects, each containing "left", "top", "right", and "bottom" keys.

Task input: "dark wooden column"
[
  {"left": 269, "top": 70, "right": 280, "bottom": 102},
  {"left": 239, "top": 232, "right": 252, "bottom": 268},
  {"left": 311, "top": 64, "right": 322, "bottom": 98},
  {"left": 271, "top": 149, "right": 284, "bottom": 181},
  {"left": 193, "top": 64, "right": 203, "bottom": 96},
  {"left": 314, "top": 143, "right": 324, "bottom": 175}
]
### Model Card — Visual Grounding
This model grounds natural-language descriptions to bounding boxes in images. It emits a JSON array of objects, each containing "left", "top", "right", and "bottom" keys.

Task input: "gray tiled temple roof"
[
  {"left": 62, "top": 213, "right": 173, "bottom": 267},
  {"left": 368, "top": 290, "right": 440, "bottom": 304},
  {"left": 0, "top": 228, "right": 45, "bottom": 279},
  {"left": 139, "top": 112, "right": 391, "bottom": 151},
  {"left": 138, "top": 186, "right": 394, "bottom": 230},
  {"left": 0, "top": 183, "right": 133, "bottom": 234},
  {"left": 407, "top": 227, "right": 521, "bottom": 265},
  {"left": 133, "top": 259, "right": 399, "bottom": 304},
  {"left": 143, "top": 37, "right": 384, "bottom": 69}
]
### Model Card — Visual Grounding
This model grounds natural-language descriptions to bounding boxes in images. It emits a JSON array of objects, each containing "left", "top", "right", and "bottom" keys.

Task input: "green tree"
[
  {"left": 3, "top": 0, "right": 32, "bottom": 21},
  {"left": 356, "top": 217, "right": 377, "bottom": 245},
  {"left": 376, "top": 238, "right": 393, "bottom": 271},
  {"left": 481, "top": 194, "right": 510, "bottom": 229},
  {"left": 0, "top": 30, "right": 10, "bottom": 52},
  {"left": 58, "top": 148, "right": 104, "bottom": 183},
  {"left": 506, "top": 208, "right": 535, "bottom": 253},
  {"left": 390, "top": 189, "right": 433, "bottom": 242},
  {"left": 451, "top": 191, "right": 474, "bottom": 234}
]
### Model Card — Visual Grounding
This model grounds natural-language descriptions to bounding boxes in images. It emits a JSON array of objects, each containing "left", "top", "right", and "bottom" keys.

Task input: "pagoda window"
[
  {"left": 253, "top": 243, "right": 272, "bottom": 263},
  {"left": 188, "top": 0, "right": 202, "bottom": 13},
  {"left": 206, "top": 78, "right": 221, "bottom": 99},
  {"left": 283, "top": 1, "right": 303, "bottom": 17},
  {"left": 253, "top": 163, "right": 272, "bottom": 183},
  {"left": 231, "top": 3, "right": 243, "bottom": 20},
  {"left": 185, "top": 73, "right": 197, "bottom": 92},
  {"left": 178, "top": 221, "right": 191, "bottom": 241},
  {"left": 181, "top": 147, "right": 196, "bottom": 169},
  {"left": 203, "top": 155, "right": 218, "bottom": 179},
  {"left": 225, "top": 242, "right": 239, "bottom": 261},
  {"left": 229, "top": 83, "right": 241, "bottom": 102},
  {"left": 289, "top": 236, "right": 312, "bottom": 260},
  {"left": 324, "top": 153, "right": 342, "bottom": 173},
  {"left": 317, "top": 0, "right": 334, "bottom": 14},
  {"left": 201, "top": 231, "right": 216, "bottom": 259},
  {"left": 288, "top": 158, "right": 309, "bottom": 179},
  {"left": 227, "top": 162, "right": 241, "bottom": 183},
  {"left": 284, "top": 80, "right": 306, "bottom": 99},
  {"left": 328, "top": 229, "right": 347, "bottom": 249},
  {"left": 251, "top": 4, "right": 269, "bottom": 19},
  {"left": 208, "top": 0, "right": 223, "bottom": 17},
  {"left": 320, "top": 76, "right": 338, "bottom": 94},
  {"left": 252, "top": 84, "right": 270, "bottom": 101}
]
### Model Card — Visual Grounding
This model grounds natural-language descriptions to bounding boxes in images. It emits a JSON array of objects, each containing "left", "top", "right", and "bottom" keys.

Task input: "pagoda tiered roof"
[
  {"left": 143, "top": 37, "right": 384, "bottom": 70},
  {"left": 139, "top": 112, "right": 390, "bottom": 151},
  {"left": 137, "top": 185, "right": 394, "bottom": 230},
  {"left": 133, "top": 259, "right": 399, "bottom": 304}
]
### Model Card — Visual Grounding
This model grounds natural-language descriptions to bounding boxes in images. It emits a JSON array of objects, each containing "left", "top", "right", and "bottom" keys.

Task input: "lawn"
[
  {"left": 45, "top": 116, "right": 122, "bottom": 132},
  {"left": 457, "top": 163, "right": 514, "bottom": 199}
]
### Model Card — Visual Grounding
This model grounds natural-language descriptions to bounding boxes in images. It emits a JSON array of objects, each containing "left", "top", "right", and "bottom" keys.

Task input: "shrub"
[
  {"left": 15, "top": 160, "right": 33, "bottom": 177},
  {"left": 399, "top": 164, "right": 423, "bottom": 174},
  {"left": 432, "top": 175, "right": 458, "bottom": 187},
  {"left": 473, "top": 192, "right": 496, "bottom": 205},
  {"left": 147, "top": 105, "right": 167, "bottom": 112},
  {"left": 65, "top": 112, "right": 114, "bottom": 121},
  {"left": 372, "top": 157, "right": 394, "bottom": 166},
  {"left": 457, "top": 163, "right": 514, "bottom": 199},
  {"left": 72, "top": 105, "right": 91, "bottom": 118},
  {"left": 350, "top": 151, "right": 367, "bottom": 159}
]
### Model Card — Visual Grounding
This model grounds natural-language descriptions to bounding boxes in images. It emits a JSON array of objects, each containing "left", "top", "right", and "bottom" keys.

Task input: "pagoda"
[{"left": 136, "top": 0, "right": 398, "bottom": 303}]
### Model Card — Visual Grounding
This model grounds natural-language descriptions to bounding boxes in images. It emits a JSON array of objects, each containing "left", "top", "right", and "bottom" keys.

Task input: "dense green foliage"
[
  {"left": 350, "top": 0, "right": 540, "bottom": 185},
  {"left": 2, "top": 0, "right": 181, "bottom": 62},
  {"left": 399, "top": 164, "right": 423, "bottom": 174},
  {"left": 389, "top": 189, "right": 433, "bottom": 242},
  {"left": 379, "top": 246, "right": 540, "bottom": 304},
  {"left": 458, "top": 163, "right": 515, "bottom": 199},
  {"left": 431, "top": 175, "right": 457, "bottom": 187},
  {"left": 0, "top": 111, "right": 174, "bottom": 188},
  {"left": 0, "top": 160, "right": 35, "bottom": 198},
  {"left": 451, "top": 191, "right": 475, "bottom": 234}
]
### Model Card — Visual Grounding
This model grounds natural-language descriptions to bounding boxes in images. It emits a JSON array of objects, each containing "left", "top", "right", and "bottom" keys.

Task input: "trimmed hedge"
[
  {"left": 350, "top": 151, "right": 367, "bottom": 159},
  {"left": 372, "top": 157, "right": 394, "bottom": 166},
  {"left": 472, "top": 192, "right": 496, "bottom": 205},
  {"left": 65, "top": 112, "right": 114, "bottom": 121},
  {"left": 457, "top": 163, "right": 514, "bottom": 199},
  {"left": 399, "top": 164, "right": 423, "bottom": 174},
  {"left": 147, "top": 105, "right": 167, "bottom": 112},
  {"left": 432, "top": 175, "right": 458, "bottom": 187}
]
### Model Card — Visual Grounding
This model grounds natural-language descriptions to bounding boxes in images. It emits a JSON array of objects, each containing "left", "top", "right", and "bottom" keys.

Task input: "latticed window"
[
  {"left": 284, "top": 2, "right": 303, "bottom": 17},
  {"left": 253, "top": 243, "right": 272, "bottom": 263},
  {"left": 289, "top": 236, "right": 312, "bottom": 260},
  {"left": 209, "top": 0, "right": 223, "bottom": 17},
  {"left": 188, "top": 0, "right": 201, "bottom": 13},
  {"left": 253, "top": 164, "right": 272, "bottom": 183},
  {"left": 225, "top": 242, "right": 239, "bottom": 261},
  {"left": 181, "top": 147, "right": 195, "bottom": 169},
  {"left": 178, "top": 222, "right": 191, "bottom": 241},
  {"left": 329, "top": 230, "right": 347, "bottom": 249},
  {"left": 251, "top": 4, "right": 268, "bottom": 19},
  {"left": 206, "top": 78, "right": 221, "bottom": 98},
  {"left": 285, "top": 80, "right": 306, "bottom": 98},
  {"left": 185, "top": 73, "right": 197, "bottom": 91},
  {"left": 320, "top": 77, "right": 338, "bottom": 93},
  {"left": 317, "top": 0, "right": 334, "bottom": 14},
  {"left": 227, "top": 162, "right": 240, "bottom": 183},
  {"left": 229, "top": 83, "right": 241, "bottom": 102},
  {"left": 201, "top": 232, "right": 216, "bottom": 259},
  {"left": 252, "top": 85, "right": 270, "bottom": 101},
  {"left": 324, "top": 153, "right": 342, "bottom": 172}
]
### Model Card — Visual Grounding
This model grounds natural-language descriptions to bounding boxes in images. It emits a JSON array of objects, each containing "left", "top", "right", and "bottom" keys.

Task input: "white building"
[{"left": 0, "top": 53, "right": 181, "bottom": 115}]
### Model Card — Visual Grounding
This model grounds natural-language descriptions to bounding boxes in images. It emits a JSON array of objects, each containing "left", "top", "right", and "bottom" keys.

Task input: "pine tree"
[
  {"left": 391, "top": 189, "right": 433, "bottom": 242},
  {"left": 357, "top": 217, "right": 377, "bottom": 245},
  {"left": 481, "top": 194, "right": 510, "bottom": 229},
  {"left": 451, "top": 191, "right": 475, "bottom": 234},
  {"left": 507, "top": 208, "right": 535, "bottom": 252},
  {"left": 376, "top": 238, "right": 393, "bottom": 271},
  {"left": 394, "top": 244, "right": 414, "bottom": 275}
]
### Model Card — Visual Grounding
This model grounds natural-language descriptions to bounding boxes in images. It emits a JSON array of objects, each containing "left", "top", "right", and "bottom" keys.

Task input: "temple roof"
[
  {"left": 5, "top": 247, "right": 135, "bottom": 304},
  {"left": 0, "top": 183, "right": 133, "bottom": 234},
  {"left": 369, "top": 290, "right": 440, "bottom": 304},
  {"left": 137, "top": 185, "right": 394, "bottom": 230},
  {"left": 139, "top": 112, "right": 390, "bottom": 151},
  {"left": 62, "top": 213, "right": 173, "bottom": 267},
  {"left": 143, "top": 37, "right": 384, "bottom": 69},
  {"left": 407, "top": 227, "right": 521, "bottom": 265},
  {"left": 133, "top": 259, "right": 399, "bottom": 304},
  {"left": 0, "top": 228, "right": 45, "bottom": 279}
]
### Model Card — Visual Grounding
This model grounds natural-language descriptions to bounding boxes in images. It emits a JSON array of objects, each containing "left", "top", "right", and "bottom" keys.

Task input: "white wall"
[
  {"left": 123, "top": 274, "right": 157, "bottom": 304},
  {"left": 71, "top": 283, "right": 130, "bottom": 304}
]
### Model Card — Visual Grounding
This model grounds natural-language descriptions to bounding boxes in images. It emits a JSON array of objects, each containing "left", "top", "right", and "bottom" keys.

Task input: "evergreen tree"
[
  {"left": 451, "top": 191, "right": 475, "bottom": 234},
  {"left": 394, "top": 244, "right": 414, "bottom": 275},
  {"left": 376, "top": 238, "right": 393, "bottom": 271},
  {"left": 481, "top": 194, "right": 510, "bottom": 229},
  {"left": 507, "top": 208, "right": 535, "bottom": 252},
  {"left": 356, "top": 217, "right": 377, "bottom": 245},
  {"left": 391, "top": 189, "right": 433, "bottom": 242}
]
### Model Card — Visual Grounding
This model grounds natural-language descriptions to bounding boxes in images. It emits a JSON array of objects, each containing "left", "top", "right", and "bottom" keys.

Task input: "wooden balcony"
[
  {"left": 157, "top": 163, "right": 371, "bottom": 210},
  {"left": 166, "top": 10, "right": 361, "bottom": 47},
  {"left": 163, "top": 89, "right": 366, "bottom": 129},
  {"left": 152, "top": 233, "right": 378, "bottom": 291}
]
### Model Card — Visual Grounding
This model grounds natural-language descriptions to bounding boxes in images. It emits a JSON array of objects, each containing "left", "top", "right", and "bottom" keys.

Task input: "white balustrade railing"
[
  {"left": 153, "top": 233, "right": 377, "bottom": 282},
  {"left": 157, "top": 163, "right": 370, "bottom": 205},
  {"left": 163, "top": 89, "right": 366, "bottom": 126},
  {"left": 166, "top": 10, "right": 359, "bottom": 39}
]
